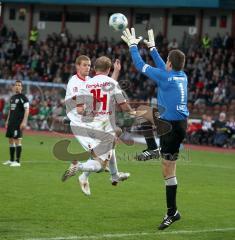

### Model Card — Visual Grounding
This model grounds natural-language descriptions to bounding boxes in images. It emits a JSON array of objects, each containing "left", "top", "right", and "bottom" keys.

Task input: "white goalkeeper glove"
[
  {"left": 121, "top": 28, "right": 142, "bottom": 47},
  {"left": 143, "top": 29, "right": 155, "bottom": 49}
]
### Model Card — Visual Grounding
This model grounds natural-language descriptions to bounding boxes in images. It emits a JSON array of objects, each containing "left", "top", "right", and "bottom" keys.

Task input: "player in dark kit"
[
  {"left": 122, "top": 28, "right": 189, "bottom": 230},
  {"left": 3, "top": 80, "right": 29, "bottom": 167}
]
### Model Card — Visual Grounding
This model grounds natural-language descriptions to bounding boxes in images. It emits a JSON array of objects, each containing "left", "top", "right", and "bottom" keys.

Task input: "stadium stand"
[{"left": 0, "top": 3, "right": 234, "bottom": 147}]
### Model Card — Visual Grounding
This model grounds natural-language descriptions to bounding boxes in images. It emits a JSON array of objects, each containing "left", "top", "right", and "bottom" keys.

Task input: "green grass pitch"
[{"left": 0, "top": 131, "right": 235, "bottom": 240}]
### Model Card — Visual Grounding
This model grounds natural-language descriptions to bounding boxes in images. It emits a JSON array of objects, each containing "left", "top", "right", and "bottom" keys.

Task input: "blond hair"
[
  {"left": 94, "top": 56, "right": 112, "bottom": 72},
  {"left": 75, "top": 55, "right": 90, "bottom": 65}
]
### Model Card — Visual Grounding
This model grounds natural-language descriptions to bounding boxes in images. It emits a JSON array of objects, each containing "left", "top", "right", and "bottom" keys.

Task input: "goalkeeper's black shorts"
[{"left": 152, "top": 108, "right": 187, "bottom": 161}]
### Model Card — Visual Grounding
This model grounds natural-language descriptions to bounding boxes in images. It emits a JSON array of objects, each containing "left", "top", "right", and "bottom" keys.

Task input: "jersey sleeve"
[
  {"left": 150, "top": 47, "right": 166, "bottom": 70},
  {"left": 129, "top": 46, "right": 168, "bottom": 86},
  {"left": 65, "top": 79, "right": 82, "bottom": 115},
  {"left": 76, "top": 88, "right": 88, "bottom": 105},
  {"left": 113, "top": 82, "right": 127, "bottom": 104},
  {"left": 22, "top": 95, "right": 29, "bottom": 109},
  {"left": 65, "top": 79, "right": 74, "bottom": 101}
]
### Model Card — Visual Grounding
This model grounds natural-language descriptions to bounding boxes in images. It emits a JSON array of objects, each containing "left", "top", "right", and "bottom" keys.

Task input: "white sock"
[
  {"left": 165, "top": 176, "right": 177, "bottom": 186},
  {"left": 109, "top": 150, "right": 118, "bottom": 176},
  {"left": 78, "top": 159, "right": 102, "bottom": 172},
  {"left": 80, "top": 172, "right": 90, "bottom": 180}
]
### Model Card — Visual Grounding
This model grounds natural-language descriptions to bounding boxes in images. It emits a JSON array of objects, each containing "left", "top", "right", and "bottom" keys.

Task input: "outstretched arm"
[
  {"left": 119, "top": 102, "right": 153, "bottom": 123},
  {"left": 144, "top": 29, "right": 166, "bottom": 70},
  {"left": 129, "top": 45, "right": 167, "bottom": 86},
  {"left": 121, "top": 28, "right": 167, "bottom": 85},
  {"left": 150, "top": 48, "right": 166, "bottom": 70}
]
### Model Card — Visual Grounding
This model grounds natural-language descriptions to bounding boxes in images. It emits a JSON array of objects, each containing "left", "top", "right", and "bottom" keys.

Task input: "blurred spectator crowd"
[
  {"left": 0, "top": 85, "right": 67, "bottom": 132},
  {"left": 0, "top": 25, "right": 234, "bottom": 147},
  {"left": 187, "top": 112, "right": 235, "bottom": 148}
]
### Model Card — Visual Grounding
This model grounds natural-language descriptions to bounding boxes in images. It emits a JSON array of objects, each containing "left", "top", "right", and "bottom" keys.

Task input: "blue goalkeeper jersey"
[{"left": 130, "top": 46, "right": 189, "bottom": 121}]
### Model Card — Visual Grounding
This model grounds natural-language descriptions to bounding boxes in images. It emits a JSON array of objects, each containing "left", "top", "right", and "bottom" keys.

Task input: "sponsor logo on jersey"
[{"left": 86, "top": 82, "right": 110, "bottom": 89}]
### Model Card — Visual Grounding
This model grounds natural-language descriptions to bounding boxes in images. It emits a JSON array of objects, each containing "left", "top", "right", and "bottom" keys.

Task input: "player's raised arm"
[
  {"left": 121, "top": 28, "right": 167, "bottom": 85},
  {"left": 144, "top": 29, "right": 166, "bottom": 70},
  {"left": 111, "top": 59, "right": 121, "bottom": 81}
]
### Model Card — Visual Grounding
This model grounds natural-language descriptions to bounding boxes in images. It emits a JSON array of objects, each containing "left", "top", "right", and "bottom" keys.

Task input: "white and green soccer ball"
[{"left": 109, "top": 13, "right": 128, "bottom": 31}]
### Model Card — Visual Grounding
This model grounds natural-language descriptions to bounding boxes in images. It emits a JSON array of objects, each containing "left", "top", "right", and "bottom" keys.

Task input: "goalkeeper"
[{"left": 121, "top": 28, "right": 189, "bottom": 230}]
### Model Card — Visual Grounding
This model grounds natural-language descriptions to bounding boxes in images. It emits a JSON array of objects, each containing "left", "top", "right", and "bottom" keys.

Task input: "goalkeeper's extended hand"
[
  {"left": 121, "top": 28, "right": 142, "bottom": 47},
  {"left": 143, "top": 29, "right": 155, "bottom": 49}
]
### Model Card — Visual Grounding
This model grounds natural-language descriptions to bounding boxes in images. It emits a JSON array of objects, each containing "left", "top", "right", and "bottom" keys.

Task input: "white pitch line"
[{"left": 25, "top": 227, "right": 235, "bottom": 240}]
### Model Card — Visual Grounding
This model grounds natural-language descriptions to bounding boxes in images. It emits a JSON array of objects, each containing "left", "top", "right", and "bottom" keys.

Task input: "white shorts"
[{"left": 71, "top": 121, "right": 116, "bottom": 161}]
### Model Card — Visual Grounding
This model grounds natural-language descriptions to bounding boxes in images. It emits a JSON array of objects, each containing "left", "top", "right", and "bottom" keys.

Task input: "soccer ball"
[{"left": 109, "top": 13, "right": 128, "bottom": 31}]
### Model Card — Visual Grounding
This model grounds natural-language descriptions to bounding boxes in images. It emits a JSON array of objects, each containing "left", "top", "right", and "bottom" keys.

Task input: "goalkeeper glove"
[
  {"left": 121, "top": 28, "right": 142, "bottom": 47},
  {"left": 143, "top": 29, "right": 156, "bottom": 49}
]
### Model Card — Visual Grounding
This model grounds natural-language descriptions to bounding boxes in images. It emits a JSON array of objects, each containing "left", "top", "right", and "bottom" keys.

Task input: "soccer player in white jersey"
[
  {"left": 64, "top": 55, "right": 129, "bottom": 195},
  {"left": 62, "top": 56, "right": 139, "bottom": 194}
]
